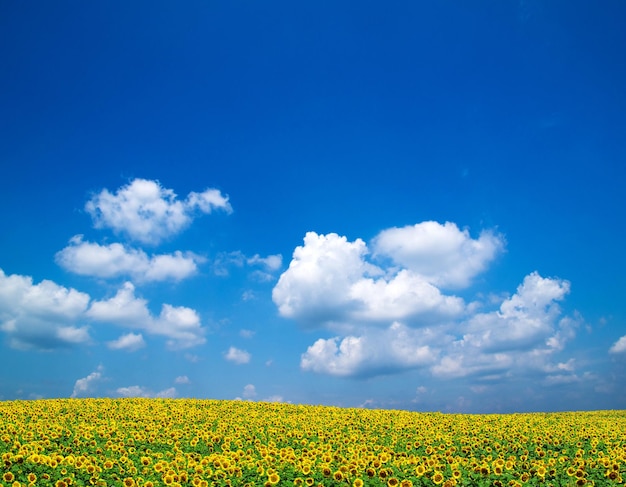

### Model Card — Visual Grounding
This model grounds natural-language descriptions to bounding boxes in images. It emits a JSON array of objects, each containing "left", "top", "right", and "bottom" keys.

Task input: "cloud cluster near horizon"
[{"left": 272, "top": 223, "right": 601, "bottom": 389}]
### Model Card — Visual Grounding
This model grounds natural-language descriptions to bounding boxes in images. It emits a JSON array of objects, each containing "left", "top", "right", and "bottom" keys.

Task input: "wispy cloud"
[{"left": 213, "top": 250, "right": 282, "bottom": 279}]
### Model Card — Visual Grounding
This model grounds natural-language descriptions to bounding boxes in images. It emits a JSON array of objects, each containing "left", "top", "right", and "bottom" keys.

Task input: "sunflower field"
[{"left": 1, "top": 399, "right": 624, "bottom": 487}]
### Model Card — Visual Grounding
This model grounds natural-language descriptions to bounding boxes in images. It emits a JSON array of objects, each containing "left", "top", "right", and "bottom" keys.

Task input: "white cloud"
[
  {"left": 57, "top": 326, "right": 91, "bottom": 344},
  {"left": 609, "top": 335, "right": 626, "bottom": 354},
  {"left": 71, "top": 365, "right": 104, "bottom": 398},
  {"left": 301, "top": 322, "right": 437, "bottom": 377},
  {"left": 0, "top": 268, "right": 91, "bottom": 350},
  {"left": 272, "top": 231, "right": 464, "bottom": 329},
  {"left": 56, "top": 236, "right": 202, "bottom": 282},
  {"left": 87, "top": 282, "right": 206, "bottom": 349},
  {"left": 107, "top": 332, "right": 146, "bottom": 351},
  {"left": 225, "top": 346, "right": 251, "bottom": 364},
  {"left": 87, "top": 282, "right": 151, "bottom": 324},
  {"left": 156, "top": 387, "right": 178, "bottom": 398},
  {"left": 430, "top": 351, "right": 514, "bottom": 379},
  {"left": 461, "top": 272, "right": 571, "bottom": 353},
  {"left": 175, "top": 375, "right": 190, "bottom": 384},
  {"left": 428, "top": 273, "right": 575, "bottom": 380},
  {"left": 85, "top": 178, "right": 232, "bottom": 245},
  {"left": 116, "top": 385, "right": 177, "bottom": 398},
  {"left": 242, "top": 384, "right": 257, "bottom": 399},
  {"left": 372, "top": 221, "right": 504, "bottom": 288},
  {"left": 274, "top": 227, "right": 580, "bottom": 382}
]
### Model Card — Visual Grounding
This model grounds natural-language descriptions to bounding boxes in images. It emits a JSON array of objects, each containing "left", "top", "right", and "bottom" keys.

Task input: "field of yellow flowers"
[{"left": 1, "top": 399, "right": 624, "bottom": 487}]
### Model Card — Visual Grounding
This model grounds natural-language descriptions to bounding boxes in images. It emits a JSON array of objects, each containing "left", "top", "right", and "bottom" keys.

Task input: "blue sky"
[{"left": 1, "top": 1, "right": 625, "bottom": 413}]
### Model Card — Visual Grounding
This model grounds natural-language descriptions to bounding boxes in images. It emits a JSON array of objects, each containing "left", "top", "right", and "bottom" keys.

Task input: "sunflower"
[
  {"left": 267, "top": 472, "right": 280, "bottom": 485},
  {"left": 387, "top": 478, "right": 399, "bottom": 487},
  {"left": 333, "top": 471, "right": 343, "bottom": 481},
  {"left": 353, "top": 479, "right": 364, "bottom": 487},
  {"left": 27, "top": 473, "right": 37, "bottom": 484},
  {"left": 123, "top": 478, "right": 136, "bottom": 487},
  {"left": 432, "top": 472, "right": 444, "bottom": 485},
  {"left": 415, "top": 465, "right": 426, "bottom": 476},
  {"left": 3, "top": 473, "right": 15, "bottom": 483}
]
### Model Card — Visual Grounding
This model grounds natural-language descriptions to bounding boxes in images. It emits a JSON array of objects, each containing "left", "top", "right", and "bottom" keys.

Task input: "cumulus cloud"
[
  {"left": 610, "top": 335, "right": 626, "bottom": 354},
  {"left": 56, "top": 236, "right": 202, "bottom": 282},
  {"left": 272, "top": 231, "right": 463, "bottom": 329},
  {"left": 372, "top": 221, "right": 504, "bottom": 288},
  {"left": 175, "top": 375, "right": 190, "bottom": 384},
  {"left": 430, "top": 272, "right": 575, "bottom": 379},
  {"left": 71, "top": 365, "right": 104, "bottom": 398},
  {"left": 460, "top": 272, "right": 571, "bottom": 353},
  {"left": 116, "top": 385, "right": 177, "bottom": 398},
  {"left": 301, "top": 322, "right": 438, "bottom": 377},
  {"left": 275, "top": 225, "right": 580, "bottom": 382},
  {"left": 0, "top": 268, "right": 91, "bottom": 350},
  {"left": 87, "top": 282, "right": 205, "bottom": 349},
  {"left": 85, "top": 178, "right": 232, "bottom": 245},
  {"left": 225, "top": 346, "right": 251, "bottom": 364},
  {"left": 107, "top": 332, "right": 146, "bottom": 351}
]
